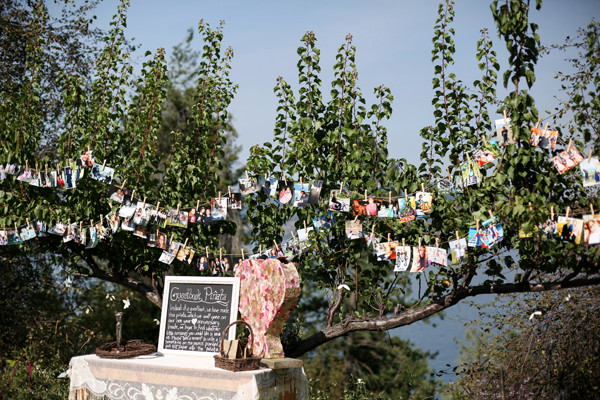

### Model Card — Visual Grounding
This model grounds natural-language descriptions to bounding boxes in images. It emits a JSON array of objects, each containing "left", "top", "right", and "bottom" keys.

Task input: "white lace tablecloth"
[{"left": 68, "top": 354, "right": 308, "bottom": 400}]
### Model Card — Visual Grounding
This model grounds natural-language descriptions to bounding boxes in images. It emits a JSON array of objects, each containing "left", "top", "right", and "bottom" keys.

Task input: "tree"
[
  {"left": 245, "top": 0, "right": 600, "bottom": 360},
  {"left": 445, "top": 287, "right": 600, "bottom": 399}
]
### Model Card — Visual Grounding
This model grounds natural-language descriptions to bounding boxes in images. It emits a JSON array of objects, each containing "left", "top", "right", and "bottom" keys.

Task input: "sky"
[{"left": 74, "top": 0, "right": 599, "bottom": 168}]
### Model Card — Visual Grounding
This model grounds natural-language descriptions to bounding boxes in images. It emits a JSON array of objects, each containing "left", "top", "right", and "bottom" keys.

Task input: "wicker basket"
[{"left": 213, "top": 320, "right": 261, "bottom": 372}]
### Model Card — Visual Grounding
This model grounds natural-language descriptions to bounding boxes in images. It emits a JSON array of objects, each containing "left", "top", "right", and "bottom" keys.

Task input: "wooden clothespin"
[
  {"left": 131, "top": 190, "right": 135, "bottom": 199},
  {"left": 245, "top": 170, "right": 249, "bottom": 180},
  {"left": 102, "top": 159, "right": 106, "bottom": 169},
  {"left": 220, "top": 248, "right": 223, "bottom": 260},
  {"left": 120, "top": 179, "right": 127, "bottom": 189},
  {"left": 300, "top": 177, "right": 303, "bottom": 187},
  {"left": 387, "top": 233, "right": 391, "bottom": 243},
  {"left": 228, "top": 186, "right": 231, "bottom": 198},
  {"left": 421, "top": 183, "right": 425, "bottom": 193},
  {"left": 488, "top": 209, "right": 494, "bottom": 220},
  {"left": 590, "top": 204, "right": 595, "bottom": 216},
  {"left": 402, "top": 238, "right": 406, "bottom": 251},
  {"left": 436, "top": 238, "right": 439, "bottom": 249},
  {"left": 418, "top": 237, "right": 422, "bottom": 248},
  {"left": 56, "top": 163, "right": 60, "bottom": 173},
  {"left": 90, "top": 219, "right": 93, "bottom": 228},
  {"left": 503, "top": 109, "right": 508, "bottom": 122},
  {"left": 447, "top": 168, "right": 452, "bottom": 180},
  {"left": 476, "top": 220, "right": 480, "bottom": 232},
  {"left": 364, "top": 190, "right": 367, "bottom": 201},
  {"left": 543, "top": 122, "right": 549, "bottom": 134},
  {"left": 291, "top": 231, "right": 297, "bottom": 243},
  {"left": 265, "top": 172, "right": 268, "bottom": 180},
  {"left": 482, "top": 135, "right": 488, "bottom": 148},
  {"left": 388, "top": 191, "right": 392, "bottom": 204},
  {"left": 565, "top": 206, "right": 570, "bottom": 219},
  {"left": 241, "top": 248, "right": 245, "bottom": 260},
  {"left": 26, "top": 218, "right": 30, "bottom": 227},
  {"left": 405, "top": 190, "right": 408, "bottom": 200},
  {"left": 25, "top": 160, "right": 28, "bottom": 170},
  {"left": 466, "top": 153, "right": 472, "bottom": 164},
  {"left": 283, "top": 174, "right": 287, "bottom": 186},
  {"left": 206, "top": 247, "right": 209, "bottom": 259},
  {"left": 183, "top": 238, "right": 188, "bottom": 248},
  {"left": 371, "top": 223, "right": 376, "bottom": 237},
  {"left": 100, "top": 214, "right": 103, "bottom": 224},
  {"left": 304, "top": 220, "right": 307, "bottom": 231},
  {"left": 456, "top": 230, "right": 460, "bottom": 242},
  {"left": 218, "top": 192, "right": 221, "bottom": 202},
  {"left": 339, "top": 181, "right": 344, "bottom": 192},
  {"left": 79, "top": 221, "right": 82, "bottom": 232},
  {"left": 567, "top": 139, "right": 572, "bottom": 152},
  {"left": 535, "top": 119, "right": 541, "bottom": 129},
  {"left": 259, "top": 244, "right": 262, "bottom": 254},
  {"left": 273, "top": 239, "right": 278, "bottom": 249},
  {"left": 14, "top": 223, "right": 18, "bottom": 232},
  {"left": 353, "top": 214, "right": 359, "bottom": 222},
  {"left": 142, "top": 197, "right": 146, "bottom": 209},
  {"left": 45, "top": 164, "right": 48, "bottom": 176},
  {"left": 550, "top": 206, "right": 554, "bottom": 221},
  {"left": 196, "top": 200, "right": 200, "bottom": 209},
  {"left": 588, "top": 149, "right": 594, "bottom": 163},
  {"left": 176, "top": 203, "right": 180, "bottom": 214},
  {"left": 155, "top": 202, "right": 160, "bottom": 212}
]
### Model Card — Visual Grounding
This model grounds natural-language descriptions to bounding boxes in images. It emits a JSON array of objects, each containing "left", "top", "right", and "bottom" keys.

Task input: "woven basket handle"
[{"left": 219, "top": 320, "right": 254, "bottom": 358}]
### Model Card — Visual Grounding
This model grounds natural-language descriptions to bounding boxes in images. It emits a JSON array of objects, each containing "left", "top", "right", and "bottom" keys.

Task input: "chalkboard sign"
[{"left": 158, "top": 276, "right": 240, "bottom": 356}]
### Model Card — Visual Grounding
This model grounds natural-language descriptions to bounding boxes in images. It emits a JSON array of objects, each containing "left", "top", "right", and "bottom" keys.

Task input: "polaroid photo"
[
  {"left": 63, "top": 166, "right": 77, "bottom": 189},
  {"left": 583, "top": 214, "right": 600, "bottom": 245},
  {"left": 397, "top": 197, "right": 416, "bottom": 223},
  {"left": 108, "top": 184, "right": 126, "bottom": 203},
  {"left": 85, "top": 226, "right": 99, "bottom": 249},
  {"left": 0, "top": 165, "right": 5, "bottom": 182},
  {"left": 427, "top": 247, "right": 448, "bottom": 267},
  {"left": 557, "top": 216, "right": 584, "bottom": 245},
  {"left": 4, "top": 163, "right": 20, "bottom": 175},
  {"left": 150, "top": 208, "right": 167, "bottom": 227},
  {"left": 297, "top": 226, "right": 313, "bottom": 243},
  {"left": 453, "top": 175, "right": 464, "bottom": 194},
  {"left": 231, "top": 257, "right": 243, "bottom": 273},
  {"left": 553, "top": 147, "right": 584, "bottom": 174},
  {"left": 90, "top": 163, "right": 115, "bottom": 184},
  {"left": 474, "top": 140, "right": 501, "bottom": 167},
  {"left": 121, "top": 217, "right": 135, "bottom": 232},
  {"left": 308, "top": 180, "right": 323, "bottom": 205},
  {"left": 293, "top": 182, "right": 310, "bottom": 208},
  {"left": 410, "top": 246, "right": 427, "bottom": 273},
  {"left": 351, "top": 199, "right": 368, "bottom": 216},
  {"left": 0, "top": 230, "right": 7, "bottom": 245},
  {"left": 56, "top": 170, "right": 65, "bottom": 187},
  {"left": 437, "top": 178, "right": 454, "bottom": 195},
  {"left": 377, "top": 200, "right": 398, "bottom": 218},
  {"left": 63, "top": 223, "right": 78, "bottom": 243},
  {"left": 118, "top": 192, "right": 138, "bottom": 218},
  {"left": 328, "top": 190, "right": 350, "bottom": 212},
  {"left": 461, "top": 160, "right": 482, "bottom": 187},
  {"left": 19, "top": 224, "right": 36, "bottom": 242},
  {"left": 415, "top": 192, "right": 432, "bottom": 218},
  {"left": 48, "top": 221, "right": 67, "bottom": 236},
  {"left": 17, "top": 168, "right": 32, "bottom": 183},
  {"left": 495, "top": 118, "right": 515, "bottom": 146},
  {"left": 159, "top": 241, "right": 181, "bottom": 265},
  {"left": 266, "top": 245, "right": 284, "bottom": 259},
  {"left": 312, "top": 211, "right": 334, "bottom": 233},
  {"left": 277, "top": 180, "right": 295, "bottom": 206},
  {"left": 394, "top": 245, "right": 411, "bottom": 272},
  {"left": 48, "top": 170, "right": 58, "bottom": 187},
  {"left": 210, "top": 197, "right": 228, "bottom": 221},
  {"left": 166, "top": 208, "right": 189, "bottom": 228},
  {"left": 483, "top": 220, "right": 504, "bottom": 248},
  {"left": 106, "top": 212, "right": 120, "bottom": 234},
  {"left": 468, "top": 227, "right": 483, "bottom": 247},
  {"left": 282, "top": 240, "right": 300, "bottom": 258},
  {"left": 187, "top": 207, "right": 199, "bottom": 223},
  {"left": 375, "top": 241, "right": 398, "bottom": 262},
  {"left": 239, "top": 177, "right": 260, "bottom": 195},
  {"left": 228, "top": 192, "right": 243, "bottom": 210},
  {"left": 579, "top": 157, "right": 600, "bottom": 187},
  {"left": 260, "top": 177, "right": 279, "bottom": 197},
  {"left": 449, "top": 238, "right": 467, "bottom": 266},
  {"left": 76, "top": 150, "right": 95, "bottom": 168},
  {"left": 345, "top": 220, "right": 363, "bottom": 240},
  {"left": 34, "top": 220, "right": 47, "bottom": 235},
  {"left": 540, "top": 219, "right": 558, "bottom": 240},
  {"left": 529, "top": 127, "right": 557, "bottom": 149},
  {"left": 96, "top": 221, "right": 111, "bottom": 241},
  {"left": 133, "top": 202, "right": 152, "bottom": 227},
  {"left": 150, "top": 231, "right": 168, "bottom": 250},
  {"left": 176, "top": 246, "right": 195, "bottom": 264},
  {"left": 365, "top": 232, "right": 380, "bottom": 249},
  {"left": 6, "top": 229, "right": 23, "bottom": 245},
  {"left": 195, "top": 254, "right": 210, "bottom": 272},
  {"left": 133, "top": 225, "right": 149, "bottom": 239}
]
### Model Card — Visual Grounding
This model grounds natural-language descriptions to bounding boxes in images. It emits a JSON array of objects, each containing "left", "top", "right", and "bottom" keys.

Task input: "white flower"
[
  {"left": 565, "top": 294, "right": 571, "bottom": 302},
  {"left": 356, "top": 378, "right": 364, "bottom": 384},
  {"left": 83, "top": 305, "right": 93, "bottom": 314},
  {"left": 153, "top": 318, "right": 160, "bottom": 326},
  {"left": 105, "top": 293, "right": 116, "bottom": 301},
  {"left": 123, "top": 298, "right": 131, "bottom": 309},
  {"left": 529, "top": 311, "right": 542, "bottom": 320},
  {"left": 64, "top": 276, "right": 72, "bottom": 288},
  {"left": 337, "top": 284, "right": 350, "bottom": 291}
]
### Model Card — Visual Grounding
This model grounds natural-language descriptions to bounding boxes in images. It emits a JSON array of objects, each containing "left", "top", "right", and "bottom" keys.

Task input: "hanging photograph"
[
  {"left": 176, "top": 246, "right": 195, "bottom": 264},
  {"left": 461, "top": 160, "right": 481, "bottom": 186},
  {"left": 64, "top": 166, "right": 77, "bottom": 189},
  {"left": 293, "top": 182, "right": 310, "bottom": 208},
  {"left": 85, "top": 226, "right": 99, "bottom": 249},
  {"left": 239, "top": 177, "right": 260, "bottom": 195},
  {"left": 19, "top": 224, "right": 36, "bottom": 242},
  {"left": 449, "top": 238, "right": 467, "bottom": 266},
  {"left": 553, "top": 147, "right": 584, "bottom": 174},
  {"left": 150, "top": 208, "right": 167, "bottom": 227},
  {"left": 159, "top": 241, "right": 181, "bottom": 265},
  {"left": 556, "top": 216, "right": 584, "bottom": 244},
  {"left": 410, "top": 245, "right": 427, "bottom": 272},
  {"left": 133, "top": 224, "right": 149, "bottom": 239},
  {"left": 76, "top": 150, "right": 95, "bottom": 168},
  {"left": 282, "top": 240, "right": 300, "bottom": 258},
  {"left": 166, "top": 208, "right": 189, "bottom": 228},
  {"left": 106, "top": 212, "right": 120, "bottom": 234},
  {"left": 210, "top": 197, "right": 228, "bottom": 221},
  {"left": 118, "top": 192, "right": 138, "bottom": 218},
  {"left": 7, "top": 228, "right": 23, "bottom": 245},
  {"left": 495, "top": 117, "right": 515, "bottom": 146},
  {"left": 308, "top": 180, "right": 324, "bottom": 205},
  {"left": 437, "top": 178, "right": 454, "bottom": 195},
  {"left": 0, "top": 166, "right": 5, "bottom": 182},
  {"left": 17, "top": 168, "right": 32, "bottom": 183},
  {"left": 398, "top": 197, "right": 416, "bottom": 223},
  {"left": 579, "top": 156, "right": 600, "bottom": 187},
  {"left": 108, "top": 184, "right": 126, "bottom": 203},
  {"left": 375, "top": 241, "right": 398, "bottom": 262},
  {"left": 133, "top": 202, "right": 152, "bottom": 226},
  {"left": 415, "top": 192, "right": 432, "bottom": 218},
  {"left": 63, "top": 223, "right": 78, "bottom": 243},
  {"left": 365, "top": 231, "right": 380, "bottom": 249},
  {"left": 530, "top": 127, "right": 558, "bottom": 149},
  {"left": 351, "top": 199, "right": 368, "bottom": 216},
  {"left": 474, "top": 140, "right": 501, "bottom": 167},
  {"left": 4, "top": 164, "right": 20, "bottom": 175},
  {"left": 277, "top": 180, "right": 295, "bottom": 206},
  {"left": 297, "top": 226, "right": 313, "bottom": 246},
  {"left": 120, "top": 217, "right": 135, "bottom": 232},
  {"left": 329, "top": 189, "right": 350, "bottom": 212},
  {"left": 34, "top": 220, "right": 47, "bottom": 235},
  {"left": 377, "top": 200, "right": 398, "bottom": 218},
  {"left": 345, "top": 220, "right": 363, "bottom": 240},
  {"left": 313, "top": 211, "right": 335, "bottom": 232},
  {"left": 583, "top": 214, "right": 600, "bottom": 245},
  {"left": 228, "top": 192, "right": 243, "bottom": 210},
  {"left": 427, "top": 247, "right": 448, "bottom": 267},
  {"left": 48, "top": 221, "right": 67, "bottom": 236},
  {"left": 90, "top": 163, "right": 115, "bottom": 184},
  {"left": 260, "top": 176, "right": 279, "bottom": 197},
  {"left": 48, "top": 170, "right": 58, "bottom": 187},
  {"left": 540, "top": 219, "right": 558, "bottom": 240},
  {"left": 468, "top": 227, "right": 484, "bottom": 247},
  {"left": 0, "top": 230, "right": 7, "bottom": 245},
  {"left": 394, "top": 245, "right": 411, "bottom": 272}
]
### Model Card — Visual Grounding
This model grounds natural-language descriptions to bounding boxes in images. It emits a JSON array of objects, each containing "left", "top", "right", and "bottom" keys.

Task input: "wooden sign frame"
[{"left": 158, "top": 276, "right": 240, "bottom": 356}]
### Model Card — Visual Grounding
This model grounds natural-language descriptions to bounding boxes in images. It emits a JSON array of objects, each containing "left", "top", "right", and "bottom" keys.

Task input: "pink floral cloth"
[{"left": 236, "top": 258, "right": 301, "bottom": 358}]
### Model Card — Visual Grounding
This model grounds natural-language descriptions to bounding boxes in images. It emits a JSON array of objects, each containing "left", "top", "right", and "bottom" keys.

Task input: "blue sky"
[{"left": 82, "top": 0, "right": 598, "bottom": 166}]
